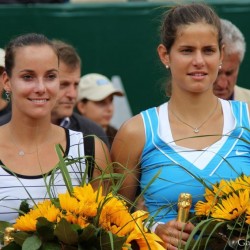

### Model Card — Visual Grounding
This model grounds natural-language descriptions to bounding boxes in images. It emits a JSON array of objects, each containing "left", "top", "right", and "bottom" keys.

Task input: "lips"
[
  {"left": 188, "top": 71, "right": 207, "bottom": 76},
  {"left": 187, "top": 71, "right": 207, "bottom": 80},
  {"left": 28, "top": 98, "right": 49, "bottom": 103}
]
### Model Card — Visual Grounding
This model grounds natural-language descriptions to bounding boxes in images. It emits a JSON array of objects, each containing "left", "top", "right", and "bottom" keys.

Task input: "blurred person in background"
[
  {"left": 76, "top": 73, "right": 123, "bottom": 147},
  {"left": 51, "top": 40, "right": 110, "bottom": 148},
  {"left": 0, "top": 48, "right": 11, "bottom": 116},
  {"left": 213, "top": 18, "right": 250, "bottom": 102}
]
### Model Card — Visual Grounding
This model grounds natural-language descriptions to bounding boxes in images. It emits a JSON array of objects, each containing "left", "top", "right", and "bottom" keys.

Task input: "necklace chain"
[
  {"left": 9, "top": 130, "right": 38, "bottom": 157},
  {"left": 169, "top": 99, "right": 219, "bottom": 133}
]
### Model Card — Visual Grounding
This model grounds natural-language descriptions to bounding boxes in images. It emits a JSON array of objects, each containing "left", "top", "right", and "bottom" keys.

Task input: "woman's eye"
[
  {"left": 204, "top": 48, "right": 216, "bottom": 54},
  {"left": 47, "top": 74, "right": 57, "bottom": 80},
  {"left": 181, "top": 48, "right": 192, "bottom": 53},
  {"left": 22, "top": 75, "right": 33, "bottom": 81}
]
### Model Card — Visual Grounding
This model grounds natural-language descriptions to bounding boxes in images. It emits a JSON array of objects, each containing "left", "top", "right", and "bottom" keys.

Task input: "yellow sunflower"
[
  {"left": 14, "top": 200, "right": 60, "bottom": 231},
  {"left": 99, "top": 194, "right": 133, "bottom": 237},
  {"left": 233, "top": 175, "right": 250, "bottom": 191},
  {"left": 245, "top": 206, "right": 250, "bottom": 225},
  {"left": 124, "top": 210, "right": 165, "bottom": 250},
  {"left": 212, "top": 179, "right": 232, "bottom": 197},
  {"left": 73, "top": 185, "right": 102, "bottom": 217},
  {"left": 34, "top": 200, "right": 60, "bottom": 222},
  {"left": 195, "top": 200, "right": 215, "bottom": 217},
  {"left": 58, "top": 192, "right": 79, "bottom": 214},
  {"left": 61, "top": 212, "right": 89, "bottom": 228},
  {"left": 211, "top": 189, "right": 250, "bottom": 220},
  {"left": 204, "top": 187, "right": 217, "bottom": 203},
  {"left": 14, "top": 213, "right": 37, "bottom": 232}
]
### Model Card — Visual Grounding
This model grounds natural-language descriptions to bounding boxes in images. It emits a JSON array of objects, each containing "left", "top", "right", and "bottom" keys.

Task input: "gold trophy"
[
  {"left": 3, "top": 227, "right": 16, "bottom": 246},
  {"left": 177, "top": 193, "right": 192, "bottom": 222}
]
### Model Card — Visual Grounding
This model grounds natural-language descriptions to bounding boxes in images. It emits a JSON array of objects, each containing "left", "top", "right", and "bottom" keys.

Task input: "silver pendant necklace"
[
  {"left": 9, "top": 130, "right": 38, "bottom": 157},
  {"left": 169, "top": 99, "right": 219, "bottom": 133},
  {"left": 15, "top": 146, "right": 37, "bottom": 157}
]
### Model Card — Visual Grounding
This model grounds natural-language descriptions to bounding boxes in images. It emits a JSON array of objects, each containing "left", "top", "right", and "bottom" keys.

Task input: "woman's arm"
[
  {"left": 91, "top": 137, "right": 111, "bottom": 193},
  {"left": 110, "top": 114, "right": 145, "bottom": 203}
]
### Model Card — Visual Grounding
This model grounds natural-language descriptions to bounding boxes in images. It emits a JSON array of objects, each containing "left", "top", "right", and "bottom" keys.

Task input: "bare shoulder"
[
  {"left": 117, "top": 114, "right": 144, "bottom": 138},
  {"left": 111, "top": 114, "right": 145, "bottom": 161},
  {"left": 94, "top": 136, "right": 110, "bottom": 161}
]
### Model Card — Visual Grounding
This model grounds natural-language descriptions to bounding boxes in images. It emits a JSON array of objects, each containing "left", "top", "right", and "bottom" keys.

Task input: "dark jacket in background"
[
  {"left": 69, "top": 112, "right": 110, "bottom": 148},
  {"left": 106, "top": 125, "right": 118, "bottom": 147}
]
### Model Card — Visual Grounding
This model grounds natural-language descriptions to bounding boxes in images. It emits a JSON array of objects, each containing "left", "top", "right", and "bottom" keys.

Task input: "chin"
[{"left": 214, "top": 92, "right": 224, "bottom": 99}]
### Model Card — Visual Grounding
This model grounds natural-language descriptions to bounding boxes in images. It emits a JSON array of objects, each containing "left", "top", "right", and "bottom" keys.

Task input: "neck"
[
  {"left": 8, "top": 123, "right": 56, "bottom": 157},
  {"left": 9, "top": 112, "right": 53, "bottom": 144},
  {"left": 169, "top": 93, "right": 218, "bottom": 116},
  {"left": 168, "top": 96, "right": 219, "bottom": 134}
]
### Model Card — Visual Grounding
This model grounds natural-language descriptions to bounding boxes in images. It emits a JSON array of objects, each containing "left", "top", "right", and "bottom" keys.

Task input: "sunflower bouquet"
[
  {"left": 0, "top": 145, "right": 164, "bottom": 250},
  {"left": 186, "top": 174, "right": 250, "bottom": 250},
  {"left": 0, "top": 184, "right": 164, "bottom": 250}
]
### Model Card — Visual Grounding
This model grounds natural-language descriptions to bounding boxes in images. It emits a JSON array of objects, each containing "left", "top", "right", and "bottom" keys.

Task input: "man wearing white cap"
[
  {"left": 76, "top": 73, "right": 123, "bottom": 146},
  {"left": 0, "top": 48, "right": 11, "bottom": 116}
]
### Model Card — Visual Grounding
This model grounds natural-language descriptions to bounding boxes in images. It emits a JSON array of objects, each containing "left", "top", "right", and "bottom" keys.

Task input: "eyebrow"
[{"left": 19, "top": 68, "right": 59, "bottom": 73}]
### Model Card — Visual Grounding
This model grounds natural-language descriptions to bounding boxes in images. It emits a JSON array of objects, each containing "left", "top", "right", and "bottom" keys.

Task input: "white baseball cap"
[
  {"left": 77, "top": 73, "right": 124, "bottom": 101},
  {"left": 0, "top": 48, "right": 5, "bottom": 68}
]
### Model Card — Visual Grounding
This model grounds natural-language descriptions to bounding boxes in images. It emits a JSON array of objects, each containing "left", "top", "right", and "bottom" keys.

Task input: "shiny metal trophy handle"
[{"left": 177, "top": 193, "right": 192, "bottom": 222}]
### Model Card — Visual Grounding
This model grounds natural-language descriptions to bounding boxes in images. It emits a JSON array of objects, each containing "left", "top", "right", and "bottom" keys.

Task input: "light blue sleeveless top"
[{"left": 140, "top": 100, "right": 250, "bottom": 222}]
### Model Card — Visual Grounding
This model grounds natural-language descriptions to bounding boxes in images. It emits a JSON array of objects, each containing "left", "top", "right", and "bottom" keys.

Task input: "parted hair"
[
  {"left": 5, "top": 33, "right": 58, "bottom": 77},
  {"left": 160, "top": 3, "right": 223, "bottom": 53}
]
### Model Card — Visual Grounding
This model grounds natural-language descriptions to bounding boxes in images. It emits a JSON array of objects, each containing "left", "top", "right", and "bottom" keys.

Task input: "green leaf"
[
  {"left": 55, "top": 144, "right": 73, "bottom": 194},
  {"left": 184, "top": 219, "right": 228, "bottom": 250},
  {"left": 22, "top": 235, "right": 42, "bottom": 250},
  {"left": 78, "top": 246, "right": 97, "bottom": 250},
  {"left": 13, "top": 231, "right": 31, "bottom": 246},
  {"left": 1, "top": 241, "right": 21, "bottom": 250},
  {"left": 78, "top": 224, "right": 98, "bottom": 242},
  {"left": 41, "top": 242, "right": 62, "bottom": 250},
  {"left": 36, "top": 217, "right": 55, "bottom": 241},
  {"left": 60, "top": 245, "right": 78, "bottom": 250},
  {"left": 78, "top": 225, "right": 100, "bottom": 249},
  {"left": 54, "top": 218, "right": 78, "bottom": 245},
  {"left": 99, "top": 231, "right": 126, "bottom": 250}
]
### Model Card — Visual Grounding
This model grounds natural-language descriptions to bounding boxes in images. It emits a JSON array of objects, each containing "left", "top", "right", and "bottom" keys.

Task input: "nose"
[
  {"left": 65, "top": 85, "right": 77, "bottom": 99},
  {"left": 36, "top": 79, "right": 46, "bottom": 93},
  {"left": 106, "top": 102, "right": 114, "bottom": 112},
  {"left": 192, "top": 51, "right": 205, "bottom": 67}
]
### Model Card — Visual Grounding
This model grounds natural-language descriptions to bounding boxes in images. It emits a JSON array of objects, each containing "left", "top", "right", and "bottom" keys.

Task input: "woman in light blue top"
[{"left": 111, "top": 3, "right": 250, "bottom": 249}]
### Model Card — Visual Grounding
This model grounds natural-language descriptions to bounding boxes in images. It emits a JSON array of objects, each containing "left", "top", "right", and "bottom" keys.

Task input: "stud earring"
[
  {"left": 165, "top": 65, "right": 169, "bottom": 69},
  {"left": 219, "top": 63, "right": 222, "bottom": 70},
  {"left": 5, "top": 91, "right": 11, "bottom": 102}
]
